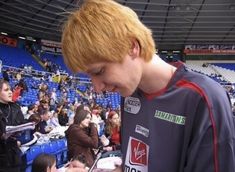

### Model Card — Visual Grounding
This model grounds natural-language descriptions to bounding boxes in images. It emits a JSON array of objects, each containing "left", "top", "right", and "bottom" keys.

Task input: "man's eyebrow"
[
  {"left": 86, "top": 68, "right": 100, "bottom": 74},
  {"left": 86, "top": 68, "right": 93, "bottom": 73},
  {"left": 85, "top": 70, "right": 92, "bottom": 75},
  {"left": 85, "top": 67, "right": 94, "bottom": 73}
]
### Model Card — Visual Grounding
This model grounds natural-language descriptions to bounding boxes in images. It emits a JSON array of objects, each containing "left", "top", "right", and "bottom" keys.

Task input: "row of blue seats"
[
  {"left": 212, "top": 63, "right": 235, "bottom": 71},
  {"left": 0, "top": 44, "right": 44, "bottom": 71},
  {"left": 22, "top": 138, "right": 67, "bottom": 171}
]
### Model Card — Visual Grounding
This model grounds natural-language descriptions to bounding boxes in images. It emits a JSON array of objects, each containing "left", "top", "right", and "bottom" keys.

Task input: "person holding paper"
[{"left": 0, "top": 79, "right": 25, "bottom": 172}]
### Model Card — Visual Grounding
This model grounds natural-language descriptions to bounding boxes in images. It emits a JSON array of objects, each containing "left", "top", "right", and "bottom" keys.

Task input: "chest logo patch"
[
  {"left": 125, "top": 137, "right": 149, "bottom": 172},
  {"left": 124, "top": 97, "right": 141, "bottom": 114},
  {"left": 154, "top": 110, "right": 186, "bottom": 125},
  {"left": 135, "top": 125, "right": 149, "bottom": 138}
]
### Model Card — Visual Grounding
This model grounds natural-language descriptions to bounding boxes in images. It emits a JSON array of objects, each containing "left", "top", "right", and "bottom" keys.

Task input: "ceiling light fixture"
[
  {"left": 19, "top": 36, "right": 25, "bottom": 40},
  {"left": 1, "top": 32, "right": 8, "bottom": 35}
]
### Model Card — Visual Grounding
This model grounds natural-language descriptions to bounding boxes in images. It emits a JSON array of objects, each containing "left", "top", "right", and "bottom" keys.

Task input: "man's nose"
[{"left": 91, "top": 77, "right": 105, "bottom": 93}]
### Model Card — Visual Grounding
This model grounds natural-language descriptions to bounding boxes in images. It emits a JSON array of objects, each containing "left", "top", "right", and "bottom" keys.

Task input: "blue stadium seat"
[
  {"left": 25, "top": 165, "right": 32, "bottom": 172},
  {"left": 25, "top": 145, "right": 42, "bottom": 165}
]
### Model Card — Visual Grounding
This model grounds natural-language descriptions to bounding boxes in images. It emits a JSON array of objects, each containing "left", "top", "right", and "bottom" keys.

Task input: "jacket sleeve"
[
  {"left": 72, "top": 123, "right": 99, "bottom": 148},
  {"left": 0, "top": 115, "right": 6, "bottom": 138},
  {"left": 12, "top": 103, "right": 25, "bottom": 125},
  {"left": 183, "top": 93, "right": 235, "bottom": 172},
  {"left": 17, "top": 108, "right": 25, "bottom": 125}
]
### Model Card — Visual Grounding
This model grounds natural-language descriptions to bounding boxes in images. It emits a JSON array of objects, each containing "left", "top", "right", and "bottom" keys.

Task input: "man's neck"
[{"left": 138, "top": 54, "right": 176, "bottom": 94}]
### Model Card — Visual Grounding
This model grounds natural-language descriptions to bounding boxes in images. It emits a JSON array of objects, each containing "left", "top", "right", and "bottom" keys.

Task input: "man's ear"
[{"left": 129, "top": 39, "right": 140, "bottom": 58}]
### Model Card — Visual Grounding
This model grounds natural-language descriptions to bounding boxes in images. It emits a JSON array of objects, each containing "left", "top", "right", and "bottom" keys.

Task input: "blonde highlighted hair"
[{"left": 62, "top": 0, "right": 156, "bottom": 72}]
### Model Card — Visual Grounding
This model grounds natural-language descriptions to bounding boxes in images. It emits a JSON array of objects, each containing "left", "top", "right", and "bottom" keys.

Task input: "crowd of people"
[
  {"left": 0, "top": 67, "right": 121, "bottom": 172},
  {"left": 0, "top": 0, "right": 235, "bottom": 172}
]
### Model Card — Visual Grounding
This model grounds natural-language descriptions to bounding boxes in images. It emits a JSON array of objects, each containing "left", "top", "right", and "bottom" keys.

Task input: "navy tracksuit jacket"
[{"left": 121, "top": 63, "right": 235, "bottom": 172}]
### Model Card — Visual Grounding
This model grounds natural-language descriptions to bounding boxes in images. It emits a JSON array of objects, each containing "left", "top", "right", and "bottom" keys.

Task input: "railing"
[{"left": 2, "top": 65, "right": 91, "bottom": 84}]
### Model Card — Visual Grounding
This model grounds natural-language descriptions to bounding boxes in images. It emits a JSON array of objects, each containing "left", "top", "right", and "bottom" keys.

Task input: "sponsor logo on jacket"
[
  {"left": 135, "top": 125, "right": 149, "bottom": 137},
  {"left": 125, "top": 137, "right": 148, "bottom": 172},
  {"left": 124, "top": 97, "right": 141, "bottom": 114},
  {"left": 154, "top": 110, "right": 186, "bottom": 125}
]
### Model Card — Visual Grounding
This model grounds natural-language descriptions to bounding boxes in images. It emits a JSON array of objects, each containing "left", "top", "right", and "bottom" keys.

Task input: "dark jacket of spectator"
[
  {"left": 65, "top": 123, "right": 98, "bottom": 167},
  {"left": 0, "top": 101, "right": 25, "bottom": 171},
  {"left": 65, "top": 109, "right": 98, "bottom": 167}
]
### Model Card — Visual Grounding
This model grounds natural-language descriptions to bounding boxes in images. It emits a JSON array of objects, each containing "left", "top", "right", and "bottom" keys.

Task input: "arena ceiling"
[{"left": 0, "top": 0, "right": 234, "bottom": 51}]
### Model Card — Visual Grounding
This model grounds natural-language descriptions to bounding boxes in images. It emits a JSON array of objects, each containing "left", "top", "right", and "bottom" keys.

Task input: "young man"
[{"left": 61, "top": 0, "right": 235, "bottom": 171}]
